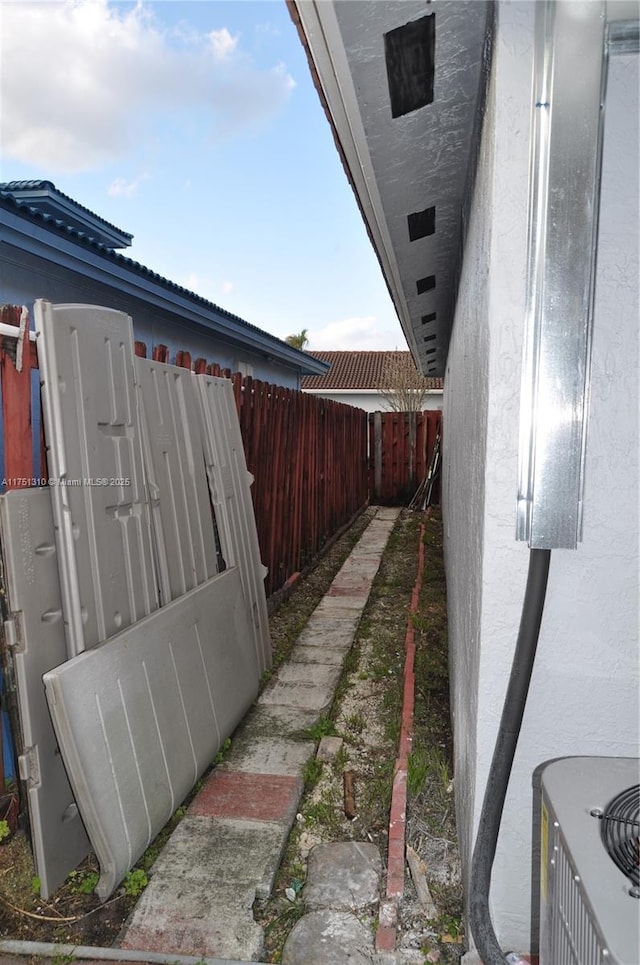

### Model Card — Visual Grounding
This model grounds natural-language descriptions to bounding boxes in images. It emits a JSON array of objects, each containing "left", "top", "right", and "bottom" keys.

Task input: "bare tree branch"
[{"left": 379, "top": 353, "right": 432, "bottom": 411}]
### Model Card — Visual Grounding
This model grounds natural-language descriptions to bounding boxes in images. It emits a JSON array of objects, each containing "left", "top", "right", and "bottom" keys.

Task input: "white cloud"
[
  {"left": 180, "top": 273, "right": 233, "bottom": 303},
  {"left": 208, "top": 27, "right": 238, "bottom": 61},
  {"left": 107, "top": 173, "right": 148, "bottom": 198},
  {"left": 1, "top": 0, "right": 295, "bottom": 173},
  {"left": 181, "top": 272, "right": 209, "bottom": 297},
  {"left": 308, "top": 316, "right": 407, "bottom": 352}
]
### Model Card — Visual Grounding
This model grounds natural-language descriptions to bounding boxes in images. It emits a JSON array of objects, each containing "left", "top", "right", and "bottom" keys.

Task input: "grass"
[
  {"left": 67, "top": 869, "right": 100, "bottom": 895},
  {"left": 297, "top": 715, "right": 338, "bottom": 741},
  {"left": 301, "top": 757, "right": 323, "bottom": 788},
  {"left": 407, "top": 745, "right": 451, "bottom": 798},
  {"left": 123, "top": 868, "right": 148, "bottom": 897}
]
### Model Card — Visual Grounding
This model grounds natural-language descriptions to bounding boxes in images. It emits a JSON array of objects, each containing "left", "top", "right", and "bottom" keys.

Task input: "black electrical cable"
[{"left": 469, "top": 548, "right": 552, "bottom": 964}]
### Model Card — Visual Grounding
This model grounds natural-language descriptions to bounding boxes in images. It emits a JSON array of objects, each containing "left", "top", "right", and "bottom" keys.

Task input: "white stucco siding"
[
  {"left": 442, "top": 4, "right": 496, "bottom": 900},
  {"left": 302, "top": 389, "right": 443, "bottom": 413},
  {"left": 472, "top": 8, "right": 538, "bottom": 949},
  {"left": 447, "top": 2, "right": 639, "bottom": 955}
]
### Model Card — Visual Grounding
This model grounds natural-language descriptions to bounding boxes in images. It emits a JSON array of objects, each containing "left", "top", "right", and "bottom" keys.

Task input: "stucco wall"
[
  {"left": 446, "top": 2, "right": 639, "bottom": 954},
  {"left": 0, "top": 252, "right": 300, "bottom": 388},
  {"left": 441, "top": 14, "right": 494, "bottom": 901}
]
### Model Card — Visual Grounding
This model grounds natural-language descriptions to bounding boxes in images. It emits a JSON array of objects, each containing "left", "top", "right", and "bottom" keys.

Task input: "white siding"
[
  {"left": 303, "top": 389, "right": 443, "bottom": 413},
  {"left": 446, "top": 2, "right": 639, "bottom": 953}
]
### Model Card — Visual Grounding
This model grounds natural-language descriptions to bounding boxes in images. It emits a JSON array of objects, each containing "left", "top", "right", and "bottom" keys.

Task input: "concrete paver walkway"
[{"left": 120, "top": 508, "right": 401, "bottom": 962}]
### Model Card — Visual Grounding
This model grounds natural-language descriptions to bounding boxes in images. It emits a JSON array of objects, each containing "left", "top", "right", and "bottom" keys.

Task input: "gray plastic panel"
[
  {"left": 43, "top": 567, "right": 260, "bottom": 900},
  {"left": 35, "top": 301, "right": 159, "bottom": 655},
  {"left": 0, "top": 489, "right": 90, "bottom": 897},
  {"left": 136, "top": 358, "right": 218, "bottom": 603},
  {"left": 194, "top": 376, "right": 271, "bottom": 676}
]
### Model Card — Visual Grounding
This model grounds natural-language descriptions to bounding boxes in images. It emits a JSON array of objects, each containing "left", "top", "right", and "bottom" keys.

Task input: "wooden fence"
[
  {"left": 0, "top": 306, "right": 368, "bottom": 598},
  {"left": 368, "top": 409, "right": 441, "bottom": 506}
]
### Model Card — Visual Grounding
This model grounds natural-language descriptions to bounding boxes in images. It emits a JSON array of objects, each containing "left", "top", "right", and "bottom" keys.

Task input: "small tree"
[
  {"left": 285, "top": 329, "right": 309, "bottom": 350},
  {"left": 379, "top": 352, "right": 432, "bottom": 412}
]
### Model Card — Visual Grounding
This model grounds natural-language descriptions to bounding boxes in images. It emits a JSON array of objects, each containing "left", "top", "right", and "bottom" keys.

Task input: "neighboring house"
[
  {"left": 301, "top": 350, "right": 443, "bottom": 412},
  {"left": 292, "top": 1, "right": 639, "bottom": 961},
  {"left": 0, "top": 180, "right": 328, "bottom": 389}
]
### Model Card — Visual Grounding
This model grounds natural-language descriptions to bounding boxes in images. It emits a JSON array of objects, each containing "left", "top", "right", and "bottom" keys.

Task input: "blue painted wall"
[{"left": 0, "top": 254, "right": 299, "bottom": 387}]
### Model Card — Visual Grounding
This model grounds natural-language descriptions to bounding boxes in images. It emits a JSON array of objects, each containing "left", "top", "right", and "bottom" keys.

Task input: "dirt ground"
[{"left": 0, "top": 506, "right": 460, "bottom": 962}]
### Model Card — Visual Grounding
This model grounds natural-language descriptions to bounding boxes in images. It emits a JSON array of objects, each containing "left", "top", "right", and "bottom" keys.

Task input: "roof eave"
[
  {"left": 289, "top": 1, "right": 493, "bottom": 379},
  {"left": 1, "top": 202, "right": 329, "bottom": 377}
]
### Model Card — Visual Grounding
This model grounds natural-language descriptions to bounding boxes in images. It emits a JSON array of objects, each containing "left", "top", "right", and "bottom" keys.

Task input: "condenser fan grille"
[{"left": 599, "top": 784, "right": 640, "bottom": 889}]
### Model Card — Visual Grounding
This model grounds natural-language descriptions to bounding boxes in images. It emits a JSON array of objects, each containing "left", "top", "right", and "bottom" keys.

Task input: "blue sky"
[{"left": 1, "top": 0, "right": 407, "bottom": 351}]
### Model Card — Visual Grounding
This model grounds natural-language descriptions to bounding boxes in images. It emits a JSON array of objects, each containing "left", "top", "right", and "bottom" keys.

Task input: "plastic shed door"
[
  {"left": 194, "top": 375, "right": 271, "bottom": 676},
  {"left": 43, "top": 567, "right": 260, "bottom": 899},
  {"left": 136, "top": 357, "right": 220, "bottom": 603},
  {"left": 35, "top": 300, "right": 159, "bottom": 656},
  {"left": 28, "top": 302, "right": 271, "bottom": 898},
  {"left": 0, "top": 488, "right": 90, "bottom": 896}
]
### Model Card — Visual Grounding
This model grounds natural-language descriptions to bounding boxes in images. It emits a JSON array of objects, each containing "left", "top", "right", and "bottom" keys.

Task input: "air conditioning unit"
[{"left": 539, "top": 757, "right": 640, "bottom": 965}]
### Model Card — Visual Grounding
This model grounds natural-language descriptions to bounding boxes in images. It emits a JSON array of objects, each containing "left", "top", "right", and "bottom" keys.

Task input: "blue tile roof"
[
  {"left": 0, "top": 184, "right": 328, "bottom": 374},
  {"left": 1, "top": 180, "right": 133, "bottom": 247}
]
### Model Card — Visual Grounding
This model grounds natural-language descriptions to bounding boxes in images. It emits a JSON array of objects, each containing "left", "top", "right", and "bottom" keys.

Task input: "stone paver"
[
  {"left": 316, "top": 735, "right": 344, "bottom": 761},
  {"left": 118, "top": 508, "right": 401, "bottom": 964},
  {"left": 282, "top": 911, "right": 375, "bottom": 965},
  {"left": 122, "top": 817, "right": 284, "bottom": 959},
  {"left": 313, "top": 596, "right": 370, "bottom": 613},
  {"left": 296, "top": 621, "right": 358, "bottom": 648},
  {"left": 291, "top": 645, "right": 346, "bottom": 665},
  {"left": 258, "top": 678, "right": 335, "bottom": 713},
  {"left": 304, "top": 842, "right": 382, "bottom": 912},
  {"left": 220, "top": 735, "right": 315, "bottom": 776},
  {"left": 188, "top": 770, "right": 302, "bottom": 825},
  {"left": 274, "top": 662, "right": 342, "bottom": 689},
  {"left": 240, "top": 703, "right": 321, "bottom": 737}
]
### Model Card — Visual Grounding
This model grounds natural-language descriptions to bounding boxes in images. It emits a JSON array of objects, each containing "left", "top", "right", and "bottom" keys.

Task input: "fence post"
[
  {"left": 408, "top": 411, "right": 416, "bottom": 493},
  {"left": 373, "top": 411, "right": 382, "bottom": 502},
  {"left": 152, "top": 344, "right": 170, "bottom": 363}
]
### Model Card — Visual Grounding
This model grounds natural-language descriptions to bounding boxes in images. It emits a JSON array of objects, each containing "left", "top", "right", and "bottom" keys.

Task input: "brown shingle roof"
[{"left": 301, "top": 351, "right": 443, "bottom": 391}]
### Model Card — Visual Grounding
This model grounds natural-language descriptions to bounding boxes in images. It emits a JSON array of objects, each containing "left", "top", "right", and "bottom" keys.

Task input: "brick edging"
[{"left": 375, "top": 517, "right": 427, "bottom": 952}]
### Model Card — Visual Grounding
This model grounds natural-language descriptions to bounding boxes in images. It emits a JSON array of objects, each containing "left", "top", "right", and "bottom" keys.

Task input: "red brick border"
[{"left": 375, "top": 519, "right": 426, "bottom": 952}]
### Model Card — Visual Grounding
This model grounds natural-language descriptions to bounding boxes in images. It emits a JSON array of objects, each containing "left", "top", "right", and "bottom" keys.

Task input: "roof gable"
[
  {"left": 0, "top": 181, "right": 329, "bottom": 377},
  {"left": 1, "top": 180, "right": 132, "bottom": 249}
]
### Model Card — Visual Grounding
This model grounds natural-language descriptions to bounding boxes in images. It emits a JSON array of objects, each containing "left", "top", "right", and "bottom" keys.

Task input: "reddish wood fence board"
[
  {"left": 0, "top": 306, "right": 38, "bottom": 491},
  {"left": 368, "top": 410, "right": 441, "bottom": 506},
  {"left": 1, "top": 307, "right": 442, "bottom": 592},
  {"left": 0, "top": 309, "right": 369, "bottom": 598}
]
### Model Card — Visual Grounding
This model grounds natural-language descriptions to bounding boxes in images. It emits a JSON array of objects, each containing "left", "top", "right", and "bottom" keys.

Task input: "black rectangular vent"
[
  {"left": 424, "top": 333, "right": 436, "bottom": 342},
  {"left": 416, "top": 275, "right": 436, "bottom": 295},
  {"left": 408, "top": 206, "right": 435, "bottom": 241},
  {"left": 421, "top": 312, "right": 437, "bottom": 325},
  {"left": 384, "top": 14, "right": 435, "bottom": 118}
]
